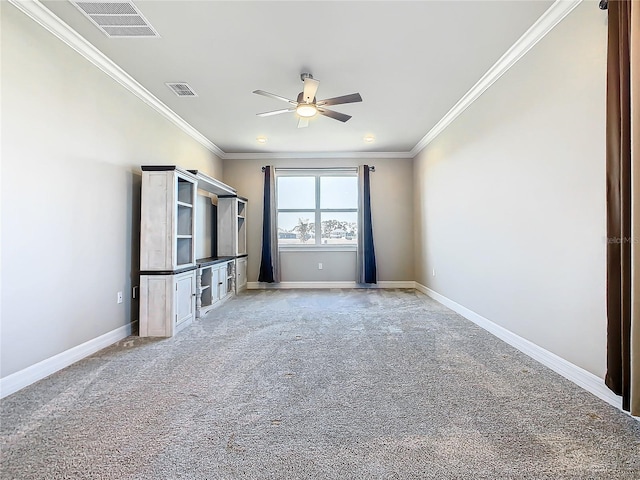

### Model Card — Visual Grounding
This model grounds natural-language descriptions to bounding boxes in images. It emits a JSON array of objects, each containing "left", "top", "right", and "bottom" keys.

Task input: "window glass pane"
[
  {"left": 320, "top": 176, "right": 357, "bottom": 209},
  {"left": 320, "top": 212, "right": 357, "bottom": 245},
  {"left": 278, "top": 212, "right": 316, "bottom": 245},
  {"left": 277, "top": 176, "right": 315, "bottom": 209}
]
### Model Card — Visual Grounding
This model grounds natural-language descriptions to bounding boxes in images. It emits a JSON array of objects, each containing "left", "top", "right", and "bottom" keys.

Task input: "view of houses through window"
[{"left": 277, "top": 172, "right": 358, "bottom": 246}]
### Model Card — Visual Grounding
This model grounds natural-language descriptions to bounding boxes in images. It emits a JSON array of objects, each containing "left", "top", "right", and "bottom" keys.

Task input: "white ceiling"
[{"left": 41, "top": 0, "right": 554, "bottom": 156}]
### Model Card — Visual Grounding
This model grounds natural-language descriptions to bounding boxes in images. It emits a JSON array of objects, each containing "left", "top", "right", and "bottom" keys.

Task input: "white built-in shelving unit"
[
  {"left": 139, "top": 166, "right": 247, "bottom": 336},
  {"left": 139, "top": 167, "right": 198, "bottom": 337},
  {"left": 217, "top": 196, "right": 248, "bottom": 292}
]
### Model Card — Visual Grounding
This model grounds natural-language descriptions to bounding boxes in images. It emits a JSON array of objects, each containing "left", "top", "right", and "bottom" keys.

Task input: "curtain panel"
[
  {"left": 258, "top": 166, "right": 280, "bottom": 283},
  {"left": 605, "top": 0, "right": 638, "bottom": 415},
  {"left": 629, "top": 0, "right": 639, "bottom": 417},
  {"left": 357, "top": 165, "right": 377, "bottom": 284}
]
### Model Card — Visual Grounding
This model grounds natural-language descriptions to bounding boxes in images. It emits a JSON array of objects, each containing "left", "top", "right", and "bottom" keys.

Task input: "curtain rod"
[{"left": 261, "top": 166, "right": 375, "bottom": 172}]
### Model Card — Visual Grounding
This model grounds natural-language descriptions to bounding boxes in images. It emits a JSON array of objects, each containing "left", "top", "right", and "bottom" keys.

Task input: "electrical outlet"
[
  {"left": 318, "top": 263, "right": 323, "bottom": 270},
  {"left": 117, "top": 291, "right": 123, "bottom": 304}
]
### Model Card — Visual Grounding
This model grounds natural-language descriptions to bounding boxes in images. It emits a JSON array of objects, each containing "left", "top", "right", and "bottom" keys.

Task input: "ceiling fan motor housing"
[{"left": 296, "top": 92, "right": 316, "bottom": 104}]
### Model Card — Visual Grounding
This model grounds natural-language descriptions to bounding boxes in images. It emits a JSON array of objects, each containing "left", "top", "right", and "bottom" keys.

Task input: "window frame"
[{"left": 276, "top": 169, "right": 358, "bottom": 251}]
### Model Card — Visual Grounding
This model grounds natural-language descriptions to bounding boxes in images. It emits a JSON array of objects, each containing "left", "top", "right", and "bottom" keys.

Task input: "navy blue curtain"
[
  {"left": 258, "top": 166, "right": 278, "bottom": 282},
  {"left": 357, "top": 165, "right": 377, "bottom": 284}
]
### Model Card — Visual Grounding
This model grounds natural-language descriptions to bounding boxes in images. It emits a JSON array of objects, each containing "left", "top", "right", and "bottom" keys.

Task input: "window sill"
[{"left": 279, "top": 245, "right": 357, "bottom": 253}]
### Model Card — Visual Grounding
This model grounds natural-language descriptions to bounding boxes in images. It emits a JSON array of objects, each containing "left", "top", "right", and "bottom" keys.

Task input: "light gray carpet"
[{"left": 1, "top": 289, "right": 639, "bottom": 479}]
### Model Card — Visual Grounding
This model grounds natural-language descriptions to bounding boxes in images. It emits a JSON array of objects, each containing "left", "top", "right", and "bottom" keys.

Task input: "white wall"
[
  {"left": 222, "top": 157, "right": 414, "bottom": 284},
  {"left": 413, "top": 2, "right": 607, "bottom": 377},
  {"left": 1, "top": 4, "right": 223, "bottom": 378}
]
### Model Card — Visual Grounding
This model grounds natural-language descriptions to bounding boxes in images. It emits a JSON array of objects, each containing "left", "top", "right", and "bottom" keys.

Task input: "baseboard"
[
  {"left": 414, "top": 283, "right": 625, "bottom": 413},
  {"left": 377, "top": 281, "right": 416, "bottom": 289},
  {"left": 0, "top": 321, "right": 138, "bottom": 399},
  {"left": 3, "top": 288, "right": 628, "bottom": 416},
  {"left": 247, "top": 281, "right": 416, "bottom": 290}
]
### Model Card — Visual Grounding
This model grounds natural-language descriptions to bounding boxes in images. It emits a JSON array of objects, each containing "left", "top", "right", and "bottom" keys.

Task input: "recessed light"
[
  {"left": 364, "top": 135, "right": 375, "bottom": 143},
  {"left": 256, "top": 137, "right": 267, "bottom": 144}
]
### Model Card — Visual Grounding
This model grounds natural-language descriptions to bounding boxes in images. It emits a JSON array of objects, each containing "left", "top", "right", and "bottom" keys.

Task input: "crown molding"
[
  {"left": 11, "top": 0, "right": 581, "bottom": 162},
  {"left": 410, "top": 0, "right": 582, "bottom": 157},
  {"left": 222, "top": 151, "right": 414, "bottom": 160},
  {"left": 7, "top": 0, "right": 225, "bottom": 159}
]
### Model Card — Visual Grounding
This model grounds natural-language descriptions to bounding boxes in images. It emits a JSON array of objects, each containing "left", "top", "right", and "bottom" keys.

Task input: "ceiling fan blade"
[
  {"left": 317, "top": 108, "right": 352, "bottom": 123},
  {"left": 257, "top": 108, "right": 295, "bottom": 117},
  {"left": 253, "top": 90, "right": 297, "bottom": 105},
  {"left": 317, "top": 93, "right": 362, "bottom": 107},
  {"left": 302, "top": 78, "right": 320, "bottom": 104},
  {"left": 297, "top": 117, "right": 309, "bottom": 128}
]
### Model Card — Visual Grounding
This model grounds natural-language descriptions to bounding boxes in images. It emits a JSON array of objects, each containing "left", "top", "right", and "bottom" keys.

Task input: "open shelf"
[
  {"left": 177, "top": 178, "right": 193, "bottom": 204},
  {"left": 201, "top": 285, "right": 212, "bottom": 308},
  {"left": 177, "top": 204, "right": 193, "bottom": 236},
  {"left": 176, "top": 237, "right": 192, "bottom": 266}
]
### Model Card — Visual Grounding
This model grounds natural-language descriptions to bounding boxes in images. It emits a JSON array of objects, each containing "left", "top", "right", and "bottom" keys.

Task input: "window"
[{"left": 277, "top": 171, "right": 358, "bottom": 247}]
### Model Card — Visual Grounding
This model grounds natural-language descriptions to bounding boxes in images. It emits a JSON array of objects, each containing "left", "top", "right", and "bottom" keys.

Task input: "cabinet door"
[
  {"left": 175, "top": 272, "right": 195, "bottom": 326},
  {"left": 211, "top": 266, "right": 220, "bottom": 304},
  {"left": 140, "top": 274, "right": 173, "bottom": 337},
  {"left": 236, "top": 258, "right": 247, "bottom": 290},
  {"left": 175, "top": 174, "right": 196, "bottom": 268},
  {"left": 219, "top": 264, "right": 228, "bottom": 299}
]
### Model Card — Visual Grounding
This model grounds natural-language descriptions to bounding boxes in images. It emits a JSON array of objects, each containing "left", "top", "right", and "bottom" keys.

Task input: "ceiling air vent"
[
  {"left": 166, "top": 83, "right": 198, "bottom": 97},
  {"left": 72, "top": 1, "right": 159, "bottom": 38}
]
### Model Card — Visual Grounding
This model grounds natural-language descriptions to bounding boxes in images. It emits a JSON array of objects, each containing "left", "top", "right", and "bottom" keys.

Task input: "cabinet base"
[{"left": 139, "top": 270, "right": 196, "bottom": 338}]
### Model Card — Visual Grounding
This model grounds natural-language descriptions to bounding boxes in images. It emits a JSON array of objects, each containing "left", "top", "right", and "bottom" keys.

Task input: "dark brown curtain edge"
[{"left": 605, "top": 0, "right": 633, "bottom": 411}]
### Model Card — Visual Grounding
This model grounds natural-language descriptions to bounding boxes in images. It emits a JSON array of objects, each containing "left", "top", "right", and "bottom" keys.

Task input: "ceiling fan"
[{"left": 253, "top": 73, "right": 362, "bottom": 128}]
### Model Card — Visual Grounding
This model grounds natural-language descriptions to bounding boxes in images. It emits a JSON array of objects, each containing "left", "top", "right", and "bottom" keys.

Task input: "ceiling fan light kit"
[
  {"left": 253, "top": 73, "right": 362, "bottom": 128},
  {"left": 296, "top": 104, "right": 317, "bottom": 118}
]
